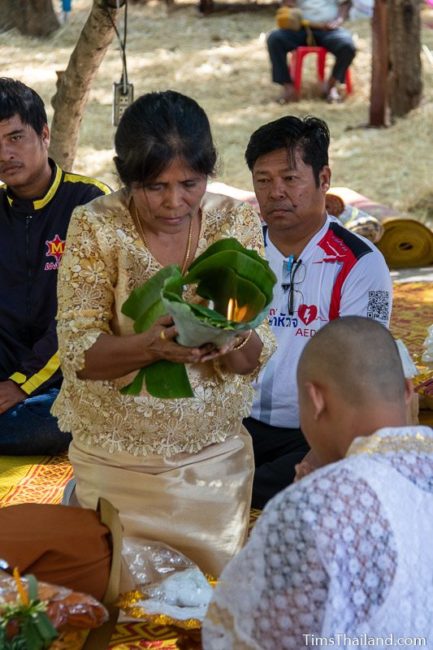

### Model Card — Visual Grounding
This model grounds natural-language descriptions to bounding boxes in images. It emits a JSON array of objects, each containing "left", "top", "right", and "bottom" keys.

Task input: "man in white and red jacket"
[{"left": 243, "top": 114, "right": 392, "bottom": 508}]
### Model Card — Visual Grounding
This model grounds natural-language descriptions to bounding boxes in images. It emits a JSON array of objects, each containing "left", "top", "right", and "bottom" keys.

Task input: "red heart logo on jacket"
[{"left": 298, "top": 304, "right": 318, "bottom": 325}]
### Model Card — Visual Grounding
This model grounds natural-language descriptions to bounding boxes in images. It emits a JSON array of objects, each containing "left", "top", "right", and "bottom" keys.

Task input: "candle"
[
  {"left": 226, "top": 298, "right": 249, "bottom": 323},
  {"left": 227, "top": 298, "right": 235, "bottom": 321},
  {"left": 13, "top": 567, "right": 29, "bottom": 605}
]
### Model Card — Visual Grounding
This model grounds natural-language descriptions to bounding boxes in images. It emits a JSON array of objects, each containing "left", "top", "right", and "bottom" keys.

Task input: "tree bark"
[
  {"left": 0, "top": 0, "right": 15, "bottom": 33},
  {"left": 49, "top": 0, "right": 120, "bottom": 171},
  {"left": 0, "top": 0, "right": 60, "bottom": 36},
  {"left": 387, "top": 0, "right": 422, "bottom": 118},
  {"left": 369, "top": 0, "right": 389, "bottom": 126}
]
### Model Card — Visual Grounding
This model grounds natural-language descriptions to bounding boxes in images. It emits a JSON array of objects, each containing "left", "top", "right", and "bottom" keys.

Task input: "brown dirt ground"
[{"left": 1, "top": 0, "right": 433, "bottom": 225}]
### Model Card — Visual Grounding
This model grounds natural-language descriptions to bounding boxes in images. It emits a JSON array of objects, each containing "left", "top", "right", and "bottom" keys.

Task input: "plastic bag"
[
  {"left": 395, "top": 339, "right": 419, "bottom": 378},
  {"left": 422, "top": 324, "right": 433, "bottom": 365},
  {"left": 119, "top": 538, "right": 213, "bottom": 626}
]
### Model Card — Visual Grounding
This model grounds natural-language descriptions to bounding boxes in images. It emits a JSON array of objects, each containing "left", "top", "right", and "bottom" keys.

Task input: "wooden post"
[
  {"left": 387, "top": 0, "right": 422, "bottom": 118},
  {"left": 369, "top": 0, "right": 389, "bottom": 126}
]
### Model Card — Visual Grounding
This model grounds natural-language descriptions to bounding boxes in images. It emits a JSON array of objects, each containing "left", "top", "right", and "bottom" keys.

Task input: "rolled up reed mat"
[{"left": 330, "top": 187, "right": 433, "bottom": 268}]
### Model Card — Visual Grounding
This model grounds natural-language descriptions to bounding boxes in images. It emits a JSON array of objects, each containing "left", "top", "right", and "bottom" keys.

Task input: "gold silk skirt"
[{"left": 69, "top": 427, "right": 254, "bottom": 577}]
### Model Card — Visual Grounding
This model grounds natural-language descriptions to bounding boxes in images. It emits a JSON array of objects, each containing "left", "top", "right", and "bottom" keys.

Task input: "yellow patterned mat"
[
  {"left": 391, "top": 281, "right": 433, "bottom": 421},
  {"left": 108, "top": 622, "right": 199, "bottom": 649},
  {"left": 391, "top": 281, "right": 433, "bottom": 365},
  {"left": 0, "top": 453, "right": 73, "bottom": 505}
]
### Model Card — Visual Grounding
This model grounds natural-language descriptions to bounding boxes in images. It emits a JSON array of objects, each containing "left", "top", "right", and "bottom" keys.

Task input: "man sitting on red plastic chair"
[{"left": 268, "top": 0, "right": 356, "bottom": 104}]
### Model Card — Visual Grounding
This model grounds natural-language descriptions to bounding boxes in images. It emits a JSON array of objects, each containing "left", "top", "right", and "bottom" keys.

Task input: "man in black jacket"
[{"left": 0, "top": 78, "right": 110, "bottom": 455}]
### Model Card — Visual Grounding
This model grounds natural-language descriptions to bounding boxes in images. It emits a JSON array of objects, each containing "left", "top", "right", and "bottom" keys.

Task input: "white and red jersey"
[{"left": 250, "top": 216, "right": 393, "bottom": 428}]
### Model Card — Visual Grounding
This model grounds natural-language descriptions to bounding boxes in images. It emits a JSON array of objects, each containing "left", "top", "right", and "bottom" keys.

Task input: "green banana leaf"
[
  {"left": 193, "top": 268, "right": 267, "bottom": 323},
  {"left": 122, "top": 265, "right": 181, "bottom": 329},
  {"left": 121, "top": 265, "right": 193, "bottom": 398},
  {"left": 120, "top": 237, "right": 276, "bottom": 398}
]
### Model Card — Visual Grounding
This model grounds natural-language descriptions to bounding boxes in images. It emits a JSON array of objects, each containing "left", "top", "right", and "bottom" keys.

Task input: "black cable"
[{"left": 104, "top": 0, "right": 129, "bottom": 93}]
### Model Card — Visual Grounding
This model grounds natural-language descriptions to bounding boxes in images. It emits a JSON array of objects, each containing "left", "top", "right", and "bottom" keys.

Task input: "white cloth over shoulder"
[{"left": 203, "top": 426, "right": 433, "bottom": 649}]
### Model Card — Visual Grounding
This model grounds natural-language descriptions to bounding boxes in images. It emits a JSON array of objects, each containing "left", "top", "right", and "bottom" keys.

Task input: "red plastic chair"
[{"left": 290, "top": 45, "right": 353, "bottom": 95}]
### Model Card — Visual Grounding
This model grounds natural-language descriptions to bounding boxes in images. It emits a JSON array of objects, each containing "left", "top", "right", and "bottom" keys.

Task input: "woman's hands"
[
  {"left": 200, "top": 329, "right": 263, "bottom": 375},
  {"left": 146, "top": 315, "right": 213, "bottom": 364},
  {"left": 77, "top": 316, "right": 210, "bottom": 381},
  {"left": 78, "top": 316, "right": 263, "bottom": 381},
  {"left": 150, "top": 316, "right": 262, "bottom": 374}
]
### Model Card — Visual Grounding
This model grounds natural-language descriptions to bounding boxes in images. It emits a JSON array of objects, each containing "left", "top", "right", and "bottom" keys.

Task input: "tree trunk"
[
  {"left": 49, "top": 1, "right": 120, "bottom": 171},
  {"left": 0, "top": 0, "right": 15, "bottom": 33},
  {"left": 387, "top": 0, "right": 422, "bottom": 118},
  {"left": 0, "top": 0, "right": 60, "bottom": 36},
  {"left": 369, "top": 0, "right": 389, "bottom": 126},
  {"left": 198, "top": 0, "right": 215, "bottom": 14}
]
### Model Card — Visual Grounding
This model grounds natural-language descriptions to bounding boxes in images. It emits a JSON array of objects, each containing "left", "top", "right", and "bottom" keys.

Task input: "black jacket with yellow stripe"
[{"left": 0, "top": 160, "right": 110, "bottom": 397}]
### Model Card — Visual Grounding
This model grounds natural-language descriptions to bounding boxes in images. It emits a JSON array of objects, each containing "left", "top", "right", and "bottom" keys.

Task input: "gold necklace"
[{"left": 130, "top": 198, "right": 194, "bottom": 274}]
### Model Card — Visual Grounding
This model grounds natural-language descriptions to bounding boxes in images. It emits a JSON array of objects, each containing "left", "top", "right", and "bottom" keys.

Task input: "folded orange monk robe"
[{"left": 0, "top": 503, "right": 112, "bottom": 602}]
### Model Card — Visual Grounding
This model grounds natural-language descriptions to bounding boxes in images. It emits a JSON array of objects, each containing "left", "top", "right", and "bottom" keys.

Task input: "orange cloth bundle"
[
  {"left": 276, "top": 6, "right": 303, "bottom": 29},
  {"left": 275, "top": 6, "right": 315, "bottom": 45},
  {"left": 0, "top": 503, "right": 113, "bottom": 602}
]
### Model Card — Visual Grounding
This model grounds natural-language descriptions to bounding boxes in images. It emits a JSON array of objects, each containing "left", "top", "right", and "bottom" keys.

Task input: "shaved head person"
[
  {"left": 204, "top": 317, "right": 433, "bottom": 649},
  {"left": 297, "top": 316, "right": 411, "bottom": 464}
]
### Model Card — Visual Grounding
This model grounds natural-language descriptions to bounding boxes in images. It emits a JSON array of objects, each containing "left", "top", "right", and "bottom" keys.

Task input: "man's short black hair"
[
  {"left": 0, "top": 78, "right": 48, "bottom": 136},
  {"left": 245, "top": 115, "right": 330, "bottom": 186}
]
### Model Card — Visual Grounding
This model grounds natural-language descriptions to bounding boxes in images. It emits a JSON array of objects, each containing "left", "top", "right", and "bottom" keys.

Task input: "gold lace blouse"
[{"left": 53, "top": 189, "right": 275, "bottom": 457}]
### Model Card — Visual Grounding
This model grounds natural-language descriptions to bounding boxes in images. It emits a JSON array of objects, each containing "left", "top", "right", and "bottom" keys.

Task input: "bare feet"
[{"left": 277, "top": 82, "right": 298, "bottom": 104}]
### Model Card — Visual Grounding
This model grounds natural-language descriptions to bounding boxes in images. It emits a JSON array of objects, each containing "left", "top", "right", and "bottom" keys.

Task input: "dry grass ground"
[{"left": 1, "top": 0, "right": 433, "bottom": 225}]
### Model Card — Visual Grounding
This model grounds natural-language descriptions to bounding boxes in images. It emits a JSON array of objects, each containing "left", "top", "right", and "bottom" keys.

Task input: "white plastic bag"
[{"left": 421, "top": 325, "right": 433, "bottom": 366}]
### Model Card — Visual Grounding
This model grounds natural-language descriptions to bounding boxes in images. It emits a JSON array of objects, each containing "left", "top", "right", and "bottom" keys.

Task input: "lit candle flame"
[
  {"left": 13, "top": 567, "right": 29, "bottom": 605},
  {"left": 227, "top": 298, "right": 235, "bottom": 321},
  {"left": 226, "top": 298, "right": 249, "bottom": 323}
]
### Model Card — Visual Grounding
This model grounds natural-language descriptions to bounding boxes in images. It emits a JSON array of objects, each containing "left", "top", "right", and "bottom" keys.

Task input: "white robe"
[{"left": 203, "top": 426, "right": 433, "bottom": 649}]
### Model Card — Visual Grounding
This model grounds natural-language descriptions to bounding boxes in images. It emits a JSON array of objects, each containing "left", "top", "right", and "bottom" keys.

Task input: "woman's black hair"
[
  {"left": 114, "top": 90, "right": 217, "bottom": 187},
  {"left": 245, "top": 115, "right": 330, "bottom": 187},
  {"left": 0, "top": 78, "right": 47, "bottom": 136}
]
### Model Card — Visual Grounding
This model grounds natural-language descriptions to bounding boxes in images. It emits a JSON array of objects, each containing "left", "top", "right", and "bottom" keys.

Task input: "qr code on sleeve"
[{"left": 367, "top": 290, "right": 390, "bottom": 321}]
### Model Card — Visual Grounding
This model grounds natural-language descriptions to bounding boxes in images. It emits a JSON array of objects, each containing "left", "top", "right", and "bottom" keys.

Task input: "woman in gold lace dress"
[{"left": 53, "top": 90, "right": 275, "bottom": 576}]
